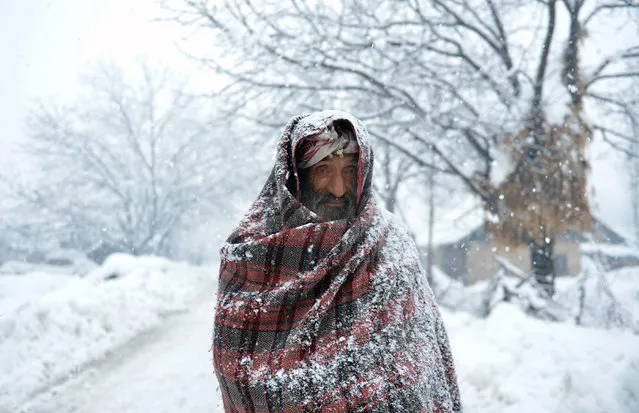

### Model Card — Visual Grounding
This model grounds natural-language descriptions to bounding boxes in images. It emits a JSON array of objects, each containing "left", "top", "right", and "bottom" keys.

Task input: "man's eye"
[
  {"left": 344, "top": 166, "right": 357, "bottom": 176},
  {"left": 315, "top": 165, "right": 330, "bottom": 175}
]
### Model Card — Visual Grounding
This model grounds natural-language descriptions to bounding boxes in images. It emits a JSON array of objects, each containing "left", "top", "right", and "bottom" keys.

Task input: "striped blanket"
[{"left": 213, "top": 111, "right": 462, "bottom": 412}]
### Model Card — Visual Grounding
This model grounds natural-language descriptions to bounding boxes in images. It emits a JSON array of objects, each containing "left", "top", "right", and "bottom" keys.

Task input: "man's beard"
[{"left": 300, "top": 184, "right": 356, "bottom": 222}]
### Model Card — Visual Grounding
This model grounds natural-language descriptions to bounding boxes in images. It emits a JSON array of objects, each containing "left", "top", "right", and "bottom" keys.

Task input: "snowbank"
[
  {"left": 0, "top": 272, "right": 72, "bottom": 315},
  {"left": 445, "top": 304, "right": 639, "bottom": 413},
  {"left": 0, "top": 254, "right": 215, "bottom": 411},
  {"left": 555, "top": 264, "right": 639, "bottom": 332},
  {"left": 434, "top": 261, "right": 639, "bottom": 411},
  {"left": 433, "top": 259, "right": 639, "bottom": 332},
  {"left": 606, "top": 266, "right": 639, "bottom": 325}
]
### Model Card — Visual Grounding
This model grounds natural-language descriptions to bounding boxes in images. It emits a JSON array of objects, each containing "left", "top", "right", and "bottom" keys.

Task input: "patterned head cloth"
[{"left": 295, "top": 121, "right": 359, "bottom": 169}]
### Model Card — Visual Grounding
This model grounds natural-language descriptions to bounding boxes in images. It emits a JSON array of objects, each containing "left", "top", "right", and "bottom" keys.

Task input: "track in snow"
[{"left": 20, "top": 293, "right": 224, "bottom": 413}]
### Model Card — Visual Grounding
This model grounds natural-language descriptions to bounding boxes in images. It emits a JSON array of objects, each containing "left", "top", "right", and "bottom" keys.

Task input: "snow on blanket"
[
  {"left": 446, "top": 303, "right": 639, "bottom": 413},
  {"left": 0, "top": 254, "right": 213, "bottom": 411}
]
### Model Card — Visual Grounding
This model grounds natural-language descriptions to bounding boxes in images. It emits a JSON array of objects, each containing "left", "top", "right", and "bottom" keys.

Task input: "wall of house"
[
  {"left": 466, "top": 244, "right": 530, "bottom": 284},
  {"left": 434, "top": 245, "right": 467, "bottom": 282},
  {"left": 465, "top": 241, "right": 581, "bottom": 283},
  {"left": 554, "top": 242, "right": 581, "bottom": 276}
]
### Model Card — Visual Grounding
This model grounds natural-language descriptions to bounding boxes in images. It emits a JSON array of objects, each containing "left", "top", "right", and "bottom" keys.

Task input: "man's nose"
[{"left": 327, "top": 174, "right": 346, "bottom": 198}]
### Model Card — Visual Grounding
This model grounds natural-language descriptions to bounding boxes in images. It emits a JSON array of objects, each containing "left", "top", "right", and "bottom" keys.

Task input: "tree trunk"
[
  {"left": 529, "top": 239, "right": 555, "bottom": 296},
  {"left": 426, "top": 152, "right": 436, "bottom": 287},
  {"left": 632, "top": 158, "right": 639, "bottom": 246},
  {"left": 631, "top": 118, "right": 639, "bottom": 247},
  {"left": 384, "top": 191, "right": 396, "bottom": 214},
  {"left": 426, "top": 190, "right": 435, "bottom": 287}
]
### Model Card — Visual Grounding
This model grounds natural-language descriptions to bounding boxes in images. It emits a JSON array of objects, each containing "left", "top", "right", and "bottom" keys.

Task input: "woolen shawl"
[{"left": 213, "top": 110, "right": 462, "bottom": 412}]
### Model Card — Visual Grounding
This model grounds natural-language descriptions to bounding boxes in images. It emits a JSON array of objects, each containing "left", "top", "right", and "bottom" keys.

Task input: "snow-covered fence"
[{"left": 478, "top": 256, "right": 571, "bottom": 322}]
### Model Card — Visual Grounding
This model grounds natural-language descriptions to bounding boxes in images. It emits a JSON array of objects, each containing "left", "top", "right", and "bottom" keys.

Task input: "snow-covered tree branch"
[
  {"left": 161, "top": 0, "right": 639, "bottom": 293},
  {"left": 2, "top": 61, "right": 235, "bottom": 259}
]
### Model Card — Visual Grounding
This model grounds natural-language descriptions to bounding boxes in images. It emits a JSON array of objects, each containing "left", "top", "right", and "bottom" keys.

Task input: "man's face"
[{"left": 300, "top": 154, "right": 358, "bottom": 221}]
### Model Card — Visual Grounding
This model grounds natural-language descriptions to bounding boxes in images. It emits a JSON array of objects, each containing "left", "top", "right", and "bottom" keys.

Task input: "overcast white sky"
[
  {"left": 0, "top": 0, "right": 187, "bottom": 163},
  {"left": 0, "top": 0, "right": 635, "bottom": 240}
]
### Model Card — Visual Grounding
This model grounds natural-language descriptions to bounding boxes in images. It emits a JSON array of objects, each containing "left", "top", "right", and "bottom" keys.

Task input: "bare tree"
[
  {"left": 372, "top": 139, "right": 419, "bottom": 214},
  {"left": 618, "top": 64, "right": 639, "bottom": 246},
  {"left": 628, "top": 109, "right": 639, "bottom": 246},
  {"left": 3, "top": 61, "right": 237, "bottom": 260},
  {"left": 161, "top": 0, "right": 639, "bottom": 292}
]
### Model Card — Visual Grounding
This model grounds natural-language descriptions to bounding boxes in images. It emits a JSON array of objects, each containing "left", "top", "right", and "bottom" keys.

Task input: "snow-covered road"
[
  {"left": 20, "top": 293, "right": 224, "bottom": 413},
  {"left": 20, "top": 297, "right": 639, "bottom": 413},
  {"left": 6, "top": 258, "right": 638, "bottom": 413}
]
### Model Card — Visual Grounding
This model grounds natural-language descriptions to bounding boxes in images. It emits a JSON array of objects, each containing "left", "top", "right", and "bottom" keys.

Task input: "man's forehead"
[{"left": 316, "top": 153, "right": 358, "bottom": 165}]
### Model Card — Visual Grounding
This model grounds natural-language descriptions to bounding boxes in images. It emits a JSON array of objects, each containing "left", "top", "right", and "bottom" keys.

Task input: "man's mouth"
[{"left": 323, "top": 199, "right": 345, "bottom": 207}]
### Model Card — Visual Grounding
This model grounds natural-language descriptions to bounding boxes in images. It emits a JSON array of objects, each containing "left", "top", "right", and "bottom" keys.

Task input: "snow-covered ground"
[
  {"left": 434, "top": 258, "right": 639, "bottom": 333},
  {"left": 2, "top": 257, "right": 638, "bottom": 412},
  {"left": 0, "top": 272, "right": 71, "bottom": 315},
  {"left": 446, "top": 304, "right": 639, "bottom": 413},
  {"left": 18, "top": 287, "right": 222, "bottom": 413},
  {"left": 0, "top": 254, "right": 214, "bottom": 412}
]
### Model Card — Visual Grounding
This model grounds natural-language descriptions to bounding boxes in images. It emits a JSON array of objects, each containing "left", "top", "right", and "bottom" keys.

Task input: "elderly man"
[{"left": 213, "top": 111, "right": 461, "bottom": 412}]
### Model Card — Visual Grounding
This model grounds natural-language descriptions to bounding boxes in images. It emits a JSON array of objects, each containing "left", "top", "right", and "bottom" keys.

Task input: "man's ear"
[{"left": 292, "top": 167, "right": 310, "bottom": 198}]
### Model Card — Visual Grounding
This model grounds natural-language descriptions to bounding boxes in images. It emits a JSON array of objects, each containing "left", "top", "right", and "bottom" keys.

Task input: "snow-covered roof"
[
  {"left": 431, "top": 203, "right": 485, "bottom": 246},
  {"left": 421, "top": 198, "right": 628, "bottom": 248},
  {"left": 580, "top": 243, "right": 639, "bottom": 258}
]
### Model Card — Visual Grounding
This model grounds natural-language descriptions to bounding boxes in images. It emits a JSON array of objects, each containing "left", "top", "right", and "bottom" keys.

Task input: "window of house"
[{"left": 554, "top": 255, "right": 568, "bottom": 276}]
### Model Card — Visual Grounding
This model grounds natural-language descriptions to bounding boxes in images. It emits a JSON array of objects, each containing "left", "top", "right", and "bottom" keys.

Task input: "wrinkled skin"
[{"left": 299, "top": 153, "right": 358, "bottom": 221}]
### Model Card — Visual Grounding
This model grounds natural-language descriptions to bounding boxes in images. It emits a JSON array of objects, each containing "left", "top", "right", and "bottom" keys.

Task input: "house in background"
[{"left": 433, "top": 218, "right": 627, "bottom": 285}]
